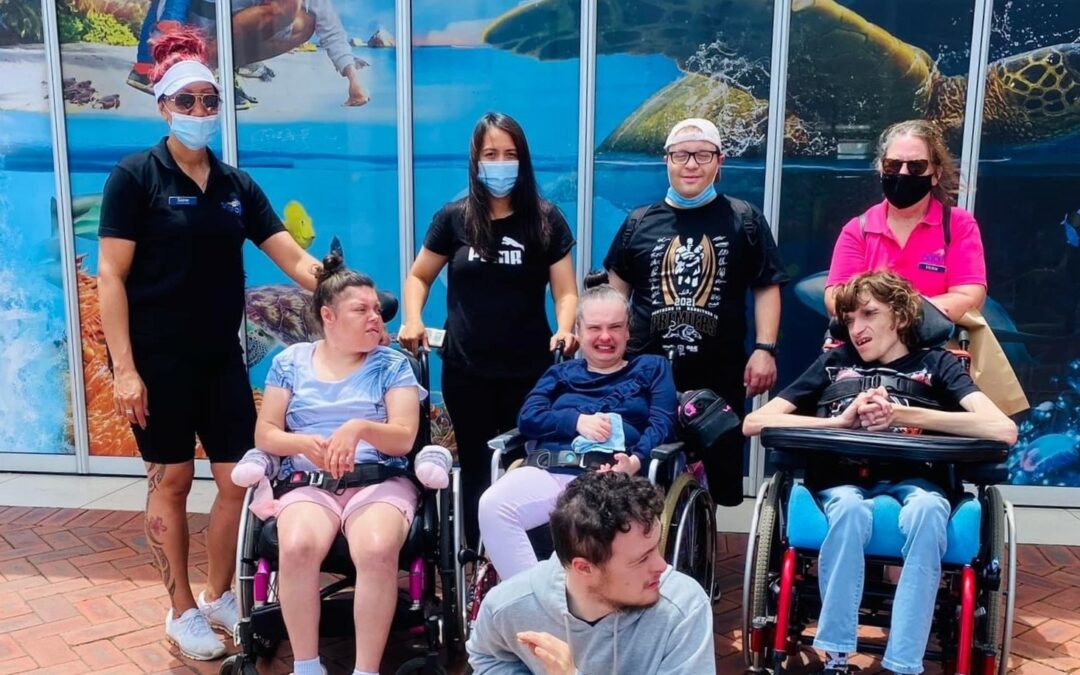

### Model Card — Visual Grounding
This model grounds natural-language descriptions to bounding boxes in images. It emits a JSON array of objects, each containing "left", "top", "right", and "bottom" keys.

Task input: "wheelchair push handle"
[{"left": 553, "top": 340, "right": 566, "bottom": 364}]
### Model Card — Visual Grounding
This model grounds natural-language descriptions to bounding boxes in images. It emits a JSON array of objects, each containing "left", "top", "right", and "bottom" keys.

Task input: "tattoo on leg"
[{"left": 145, "top": 464, "right": 177, "bottom": 600}]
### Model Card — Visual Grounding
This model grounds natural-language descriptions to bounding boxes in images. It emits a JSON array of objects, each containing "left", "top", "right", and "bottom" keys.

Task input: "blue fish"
[{"left": 1064, "top": 210, "right": 1080, "bottom": 248}]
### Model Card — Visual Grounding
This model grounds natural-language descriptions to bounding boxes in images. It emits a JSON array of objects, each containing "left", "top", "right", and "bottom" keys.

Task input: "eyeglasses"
[
  {"left": 167, "top": 92, "right": 221, "bottom": 113},
  {"left": 667, "top": 150, "right": 719, "bottom": 165},
  {"left": 881, "top": 158, "right": 931, "bottom": 175}
]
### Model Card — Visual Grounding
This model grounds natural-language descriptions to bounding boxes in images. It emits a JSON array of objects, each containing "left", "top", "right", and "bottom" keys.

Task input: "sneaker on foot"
[
  {"left": 198, "top": 589, "right": 239, "bottom": 637},
  {"left": 165, "top": 607, "right": 226, "bottom": 660}
]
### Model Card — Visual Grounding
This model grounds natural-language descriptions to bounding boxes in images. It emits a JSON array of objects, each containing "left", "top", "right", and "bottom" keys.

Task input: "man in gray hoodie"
[{"left": 467, "top": 471, "right": 716, "bottom": 674}]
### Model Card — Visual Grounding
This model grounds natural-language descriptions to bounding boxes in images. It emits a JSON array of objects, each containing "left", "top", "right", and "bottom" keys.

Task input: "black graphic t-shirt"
[
  {"left": 424, "top": 199, "right": 575, "bottom": 378},
  {"left": 603, "top": 196, "right": 788, "bottom": 388},
  {"left": 779, "top": 344, "right": 981, "bottom": 486}
]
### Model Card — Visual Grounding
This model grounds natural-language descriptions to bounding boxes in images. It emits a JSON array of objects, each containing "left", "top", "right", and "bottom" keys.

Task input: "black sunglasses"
[
  {"left": 167, "top": 92, "right": 221, "bottom": 112},
  {"left": 881, "top": 158, "right": 931, "bottom": 175}
]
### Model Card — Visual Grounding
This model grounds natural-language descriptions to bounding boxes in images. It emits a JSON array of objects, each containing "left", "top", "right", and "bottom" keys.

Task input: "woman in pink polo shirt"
[{"left": 825, "top": 120, "right": 986, "bottom": 321}]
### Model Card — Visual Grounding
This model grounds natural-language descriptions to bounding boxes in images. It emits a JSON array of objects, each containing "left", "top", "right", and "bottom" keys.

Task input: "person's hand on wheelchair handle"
[
  {"left": 516, "top": 631, "right": 576, "bottom": 675},
  {"left": 550, "top": 330, "right": 578, "bottom": 356},
  {"left": 397, "top": 318, "right": 428, "bottom": 354},
  {"left": 576, "top": 413, "right": 612, "bottom": 441},
  {"left": 744, "top": 349, "right": 777, "bottom": 397}
]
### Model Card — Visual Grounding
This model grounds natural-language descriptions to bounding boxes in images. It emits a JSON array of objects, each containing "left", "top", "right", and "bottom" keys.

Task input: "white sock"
[
  {"left": 352, "top": 670, "right": 378, "bottom": 675},
  {"left": 292, "top": 657, "right": 323, "bottom": 675},
  {"left": 826, "top": 651, "right": 848, "bottom": 671}
]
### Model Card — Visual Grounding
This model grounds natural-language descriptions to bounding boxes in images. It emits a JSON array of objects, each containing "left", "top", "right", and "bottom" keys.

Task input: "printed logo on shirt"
[
  {"left": 467, "top": 235, "right": 524, "bottom": 265},
  {"left": 917, "top": 248, "right": 947, "bottom": 273},
  {"left": 647, "top": 234, "right": 729, "bottom": 355},
  {"left": 220, "top": 197, "right": 242, "bottom": 216}
]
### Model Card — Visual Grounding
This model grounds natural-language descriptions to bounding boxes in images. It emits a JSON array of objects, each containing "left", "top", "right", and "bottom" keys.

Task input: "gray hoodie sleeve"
[
  {"left": 657, "top": 589, "right": 716, "bottom": 674},
  {"left": 305, "top": 0, "right": 354, "bottom": 74},
  {"left": 467, "top": 599, "right": 532, "bottom": 675}
]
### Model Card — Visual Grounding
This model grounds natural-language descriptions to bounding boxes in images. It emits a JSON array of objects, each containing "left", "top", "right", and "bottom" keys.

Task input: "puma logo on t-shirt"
[{"left": 467, "top": 236, "right": 525, "bottom": 265}]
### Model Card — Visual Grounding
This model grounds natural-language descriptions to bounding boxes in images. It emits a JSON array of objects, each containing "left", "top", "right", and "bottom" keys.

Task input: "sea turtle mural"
[{"left": 483, "top": 0, "right": 1080, "bottom": 156}]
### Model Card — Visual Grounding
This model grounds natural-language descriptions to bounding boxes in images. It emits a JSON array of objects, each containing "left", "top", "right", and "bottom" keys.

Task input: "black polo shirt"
[{"left": 99, "top": 138, "right": 284, "bottom": 357}]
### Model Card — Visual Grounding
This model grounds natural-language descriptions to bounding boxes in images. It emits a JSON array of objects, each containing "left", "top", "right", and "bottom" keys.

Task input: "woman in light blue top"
[{"left": 254, "top": 251, "right": 426, "bottom": 675}]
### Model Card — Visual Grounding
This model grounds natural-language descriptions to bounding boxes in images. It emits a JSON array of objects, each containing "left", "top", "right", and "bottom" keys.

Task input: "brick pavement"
[{"left": 0, "top": 507, "right": 1077, "bottom": 674}]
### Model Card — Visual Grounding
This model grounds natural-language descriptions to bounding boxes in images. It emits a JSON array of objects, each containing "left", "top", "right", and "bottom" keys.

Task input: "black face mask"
[{"left": 881, "top": 173, "right": 933, "bottom": 209}]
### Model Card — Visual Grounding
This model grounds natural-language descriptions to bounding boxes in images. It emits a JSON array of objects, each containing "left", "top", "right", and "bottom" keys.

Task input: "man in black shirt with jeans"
[{"left": 603, "top": 117, "right": 788, "bottom": 507}]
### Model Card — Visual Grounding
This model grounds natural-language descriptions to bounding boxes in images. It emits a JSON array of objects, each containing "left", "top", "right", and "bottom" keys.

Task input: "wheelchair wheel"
[
  {"left": 438, "top": 483, "right": 465, "bottom": 657},
  {"left": 743, "top": 471, "right": 785, "bottom": 669},
  {"left": 981, "top": 486, "right": 1012, "bottom": 675},
  {"left": 218, "top": 654, "right": 258, "bottom": 675},
  {"left": 658, "top": 472, "right": 717, "bottom": 598}
]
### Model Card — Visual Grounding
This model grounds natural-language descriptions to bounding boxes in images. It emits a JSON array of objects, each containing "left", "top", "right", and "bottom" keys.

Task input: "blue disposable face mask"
[
  {"left": 478, "top": 160, "right": 519, "bottom": 198},
  {"left": 666, "top": 182, "right": 717, "bottom": 209},
  {"left": 169, "top": 111, "right": 219, "bottom": 150}
]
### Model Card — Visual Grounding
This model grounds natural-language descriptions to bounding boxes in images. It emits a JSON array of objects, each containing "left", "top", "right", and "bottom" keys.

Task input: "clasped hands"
[
  {"left": 297, "top": 419, "right": 367, "bottom": 479},
  {"left": 836, "top": 386, "right": 897, "bottom": 432}
]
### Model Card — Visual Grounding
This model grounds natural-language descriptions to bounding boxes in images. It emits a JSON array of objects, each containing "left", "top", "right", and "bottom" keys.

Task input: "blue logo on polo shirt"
[{"left": 221, "top": 198, "right": 242, "bottom": 216}]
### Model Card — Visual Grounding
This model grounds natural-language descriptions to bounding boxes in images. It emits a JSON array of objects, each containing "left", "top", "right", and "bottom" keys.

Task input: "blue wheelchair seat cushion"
[{"left": 785, "top": 483, "right": 982, "bottom": 566}]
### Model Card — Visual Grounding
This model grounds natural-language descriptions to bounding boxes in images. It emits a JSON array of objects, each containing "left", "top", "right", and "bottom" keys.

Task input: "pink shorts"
[{"left": 274, "top": 476, "right": 418, "bottom": 529}]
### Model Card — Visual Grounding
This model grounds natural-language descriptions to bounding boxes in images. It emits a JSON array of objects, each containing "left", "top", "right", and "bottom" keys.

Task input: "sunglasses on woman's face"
[
  {"left": 168, "top": 92, "right": 221, "bottom": 113},
  {"left": 881, "top": 158, "right": 931, "bottom": 175}
]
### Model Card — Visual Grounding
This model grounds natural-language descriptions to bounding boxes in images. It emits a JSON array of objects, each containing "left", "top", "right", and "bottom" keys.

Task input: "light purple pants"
[{"left": 477, "top": 467, "right": 577, "bottom": 580}]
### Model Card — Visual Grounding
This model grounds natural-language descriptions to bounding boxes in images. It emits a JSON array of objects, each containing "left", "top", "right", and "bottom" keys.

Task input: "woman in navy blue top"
[{"left": 477, "top": 285, "right": 677, "bottom": 580}]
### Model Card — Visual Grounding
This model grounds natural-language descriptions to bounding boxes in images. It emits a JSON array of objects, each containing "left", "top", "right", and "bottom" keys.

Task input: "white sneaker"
[
  {"left": 165, "top": 607, "right": 227, "bottom": 660},
  {"left": 197, "top": 589, "right": 239, "bottom": 637}
]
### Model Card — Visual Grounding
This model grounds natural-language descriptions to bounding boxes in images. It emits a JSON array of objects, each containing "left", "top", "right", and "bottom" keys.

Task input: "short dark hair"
[{"left": 550, "top": 471, "right": 664, "bottom": 567}]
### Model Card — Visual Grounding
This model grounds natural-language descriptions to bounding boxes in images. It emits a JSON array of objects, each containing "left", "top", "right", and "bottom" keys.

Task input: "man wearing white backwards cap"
[{"left": 603, "top": 118, "right": 788, "bottom": 508}]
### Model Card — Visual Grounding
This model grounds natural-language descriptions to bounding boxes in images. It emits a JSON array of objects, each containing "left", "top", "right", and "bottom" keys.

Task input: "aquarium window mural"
[
  {"left": 0, "top": 0, "right": 75, "bottom": 455},
  {"left": 973, "top": 0, "right": 1080, "bottom": 488},
  {"left": 230, "top": 0, "right": 401, "bottom": 399},
  {"left": 590, "top": 0, "right": 777, "bottom": 270},
  {"left": 775, "top": 0, "right": 978, "bottom": 393}
]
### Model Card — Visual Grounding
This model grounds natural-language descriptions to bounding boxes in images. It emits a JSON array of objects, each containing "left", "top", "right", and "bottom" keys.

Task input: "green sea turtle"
[
  {"left": 244, "top": 284, "right": 322, "bottom": 366},
  {"left": 483, "top": 0, "right": 1080, "bottom": 156}
]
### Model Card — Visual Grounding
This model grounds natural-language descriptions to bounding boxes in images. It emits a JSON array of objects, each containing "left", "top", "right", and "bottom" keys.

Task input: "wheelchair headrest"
[
  {"left": 829, "top": 296, "right": 954, "bottom": 349},
  {"left": 377, "top": 290, "right": 399, "bottom": 323}
]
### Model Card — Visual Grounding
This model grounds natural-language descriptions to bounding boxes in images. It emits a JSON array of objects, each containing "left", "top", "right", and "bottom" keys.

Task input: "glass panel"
[
  {"left": 973, "top": 1, "right": 1080, "bottom": 487},
  {"left": 777, "top": 0, "right": 976, "bottom": 388},
  {"left": 57, "top": 0, "right": 219, "bottom": 457},
  {"left": 0, "top": 1, "right": 75, "bottom": 454},
  {"left": 591, "top": 0, "right": 776, "bottom": 269},
  {"left": 231, "top": 0, "right": 400, "bottom": 393},
  {"left": 411, "top": 0, "right": 581, "bottom": 424}
]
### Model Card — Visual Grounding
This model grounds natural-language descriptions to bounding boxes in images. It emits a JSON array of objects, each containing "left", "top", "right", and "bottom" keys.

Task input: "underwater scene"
[{"left": 0, "top": 0, "right": 1077, "bottom": 486}]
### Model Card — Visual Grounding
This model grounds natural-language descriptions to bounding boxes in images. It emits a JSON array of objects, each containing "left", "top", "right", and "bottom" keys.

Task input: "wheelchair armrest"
[
  {"left": 760, "top": 427, "right": 1009, "bottom": 464},
  {"left": 957, "top": 463, "right": 1010, "bottom": 485},
  {"left": 650, "top": 441, "right": 685, "bottom": 463},
  {"left": 488, "top": 428, "right": 527, "bottom": 454}
]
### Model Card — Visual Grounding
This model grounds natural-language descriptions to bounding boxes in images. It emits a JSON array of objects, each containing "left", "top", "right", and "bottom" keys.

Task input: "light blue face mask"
[
  {"left": 478, "top": 160, "right": 519, "bottom": 198},
  {"left": 169, "top": 111, "right": 220, "bottom": 150},
  {"left": 666, "top": 183, "right": 718, "bottom": 209}
]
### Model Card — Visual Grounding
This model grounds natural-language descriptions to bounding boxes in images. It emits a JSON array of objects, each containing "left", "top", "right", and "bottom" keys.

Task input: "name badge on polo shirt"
[
  {"left": 168, "top": 195, "right": 198, "bottom": 208},
  {"left": 918, "top": 250, "right": 947, "bottom": 273}
]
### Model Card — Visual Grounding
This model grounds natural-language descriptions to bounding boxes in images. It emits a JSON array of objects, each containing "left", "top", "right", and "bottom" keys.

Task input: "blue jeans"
[
  {"left": 813, "top": 480, "right": 950, "bottom": 674},
  {"left": 135, "top": 0, "right": 193, "bottom": 65}
]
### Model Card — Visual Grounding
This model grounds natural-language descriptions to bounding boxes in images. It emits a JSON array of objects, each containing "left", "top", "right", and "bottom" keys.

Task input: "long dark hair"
[
  {"left": 464, "top": 112, "right": 551, "bottom": 260},
  {"left": 312, "top": 251, "right": 376, "bottom": 327}
]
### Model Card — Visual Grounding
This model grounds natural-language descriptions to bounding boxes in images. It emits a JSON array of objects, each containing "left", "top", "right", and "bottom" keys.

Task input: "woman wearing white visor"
[{"left": 97, "top": 28, "right": 321, "bottom": 660}]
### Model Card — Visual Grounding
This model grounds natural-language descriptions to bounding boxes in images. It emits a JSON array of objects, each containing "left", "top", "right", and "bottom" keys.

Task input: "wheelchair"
[
  {"left": 219, "top": 348, "right": 463, "bottom": 675},
  {"left": 452, "top": 384, "right": 719, "bottom": 642},
  {"left": 741, "top": 306, "right": 1016, "bottom": 675}
]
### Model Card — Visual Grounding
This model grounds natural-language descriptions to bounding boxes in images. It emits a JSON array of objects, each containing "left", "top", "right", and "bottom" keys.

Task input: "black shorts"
[{"left": 130, "top": 350, "right": 255, "bottom": 465}]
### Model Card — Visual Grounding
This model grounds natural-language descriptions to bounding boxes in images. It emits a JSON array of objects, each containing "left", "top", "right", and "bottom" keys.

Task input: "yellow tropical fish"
[{"left": 283, "top": 200, "right": 315, "bottom": 249}]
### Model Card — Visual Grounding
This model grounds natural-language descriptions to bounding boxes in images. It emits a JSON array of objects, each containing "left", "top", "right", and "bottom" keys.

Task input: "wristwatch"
[{"left": 754, "top": 342, "right": 778, "bottom": 356}]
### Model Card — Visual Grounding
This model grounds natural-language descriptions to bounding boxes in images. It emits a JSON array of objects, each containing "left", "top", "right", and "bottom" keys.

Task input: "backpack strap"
[
  {"left": 620, "top": 204, "right": 656, "bottom": 250},
  {"left": 726, "top": 195, "right": 759, "bottom": 245}
]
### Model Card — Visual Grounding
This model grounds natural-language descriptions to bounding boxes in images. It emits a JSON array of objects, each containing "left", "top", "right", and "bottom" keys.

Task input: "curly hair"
[
  {"left": 833, "top": 271, "right": 923, "bottom": 348},
  {"left": 149, "top": 27, "right": 210, "bottom": 89},
  {"left": 550, "top": 471, "right": 664, "bottom": 567},
  {"left": 311, "top": 250, "right": 376, "bottom": 327},
  {"left": 874, "top": 119, "right": 959, "bottom": 206}
]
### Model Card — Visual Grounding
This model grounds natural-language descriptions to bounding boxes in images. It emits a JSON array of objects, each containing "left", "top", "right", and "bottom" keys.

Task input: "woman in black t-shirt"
[
  {"left": 97, "top": 29, "right": 321, "bottom": 660},
  {"left": 399, "top": 112, "right": 577, "bottom": 546}
]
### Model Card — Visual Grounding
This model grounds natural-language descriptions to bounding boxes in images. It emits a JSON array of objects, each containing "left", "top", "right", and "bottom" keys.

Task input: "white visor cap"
[
  {"left": 152, "top": 60, "right": 219, "bottom": 100},
  {"left": 664, "top": 118, "right": 722, "bottom": 153}
]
